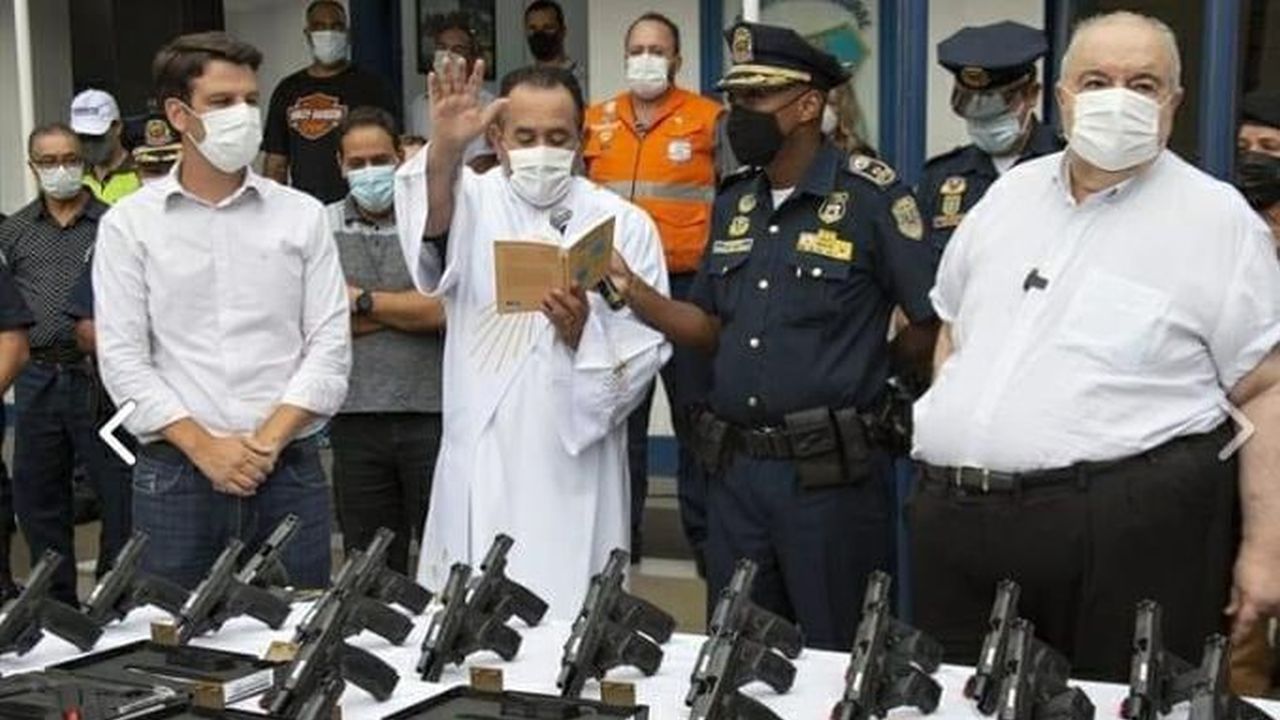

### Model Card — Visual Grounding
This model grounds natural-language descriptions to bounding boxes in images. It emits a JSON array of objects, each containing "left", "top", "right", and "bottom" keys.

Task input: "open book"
[{"left": 493, "top": 215, "right": 615, "bottom": 314}]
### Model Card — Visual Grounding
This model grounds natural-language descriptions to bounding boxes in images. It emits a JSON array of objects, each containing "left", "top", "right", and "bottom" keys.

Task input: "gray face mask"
[{"left": 80, "top": 135, "right": 115, "bottom": 166}]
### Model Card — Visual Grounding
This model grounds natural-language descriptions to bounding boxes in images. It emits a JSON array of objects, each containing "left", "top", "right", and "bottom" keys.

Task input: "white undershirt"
[
  {"left": 991, "top": 153, "right": 1020, "bottom": 175},
  {"left": 771, "top": 187, "right": 795, "bottom": 208}
]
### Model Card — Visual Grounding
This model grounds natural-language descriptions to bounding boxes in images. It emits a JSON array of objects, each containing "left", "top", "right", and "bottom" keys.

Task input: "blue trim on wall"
[
  {"left": 878, "top": 0, "right": 928, "bottom": 185},
  {"left": 1043, "top": 0, "right": 1073, "bottom": 133},
  {"left": 350, "top": 0, "right": 404, "bottom": 120},
  {"left": 1199, "top": 0, "right": 1240, "bottom": 180},
  {"left": 701, "top": 0, "right": 725, "bottom": 96}
]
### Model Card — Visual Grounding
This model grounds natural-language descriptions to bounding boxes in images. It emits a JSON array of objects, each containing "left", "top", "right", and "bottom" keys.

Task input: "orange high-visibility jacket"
[{"left": 584, "top": 88, "right": 722, "bottom": 274}]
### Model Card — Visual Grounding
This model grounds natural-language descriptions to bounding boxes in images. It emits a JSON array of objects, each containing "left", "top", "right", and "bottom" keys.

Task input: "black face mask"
[
  {"left": 80, "top": 135, "right": 114, "bottom": 166},
  {"left": 1237, "top": 151, "right": 1280, "bottom": 211},
  {"left": 727, "top": 105, "right": 786, "bottom": 167},
  {"left": 527, "top": 30, "right": 562, "bottom": 61}
]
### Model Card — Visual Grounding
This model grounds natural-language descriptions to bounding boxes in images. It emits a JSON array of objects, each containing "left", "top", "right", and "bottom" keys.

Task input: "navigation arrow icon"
[
  {"left": 1217, "top": 398, "right": 1255, "bottom": 461},
  {"left": 99, "top": 399, "right": 137, "bottom": 466}
]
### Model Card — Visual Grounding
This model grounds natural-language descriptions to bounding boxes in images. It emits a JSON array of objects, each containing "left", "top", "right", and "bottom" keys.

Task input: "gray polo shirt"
[{"left": 328, "top": 198, "right": 442, "bottom": 414}]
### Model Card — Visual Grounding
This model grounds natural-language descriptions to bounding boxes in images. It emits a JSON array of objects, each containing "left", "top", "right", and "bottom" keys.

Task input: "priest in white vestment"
[{"left": 394, "top": 59, "right": 671, "bottom": 618}]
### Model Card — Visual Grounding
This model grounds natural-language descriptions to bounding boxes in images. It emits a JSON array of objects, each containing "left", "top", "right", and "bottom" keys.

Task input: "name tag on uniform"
[
  {"left": 796, "top": 229, "right": 853, "bottom": 261},
  {"left": 712, "top": 238, "right": 754, "bottom": 254},
  {"left": 667, "top": 139, "right": 693, "bottom": 163}
]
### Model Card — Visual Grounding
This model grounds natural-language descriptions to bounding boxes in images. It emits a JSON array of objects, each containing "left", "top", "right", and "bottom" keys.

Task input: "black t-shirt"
[{"left": 263, "top": 65, "right": 399, "bottom": 204}]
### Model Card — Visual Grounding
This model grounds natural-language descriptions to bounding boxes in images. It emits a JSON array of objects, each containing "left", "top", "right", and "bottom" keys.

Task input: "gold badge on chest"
[
  {"left": 796, "top": 228, "right": 854, "bottom": 262},
  {"left": 935, "top": 175, "right": 967, "bottom": 229},
  {"left": 817, "top": 191, "right": 849, "bottom": 225},
  {"left": 728, "top": 215, "right": 751, "bottom": 238},
  {"left": 737, "top": 193, "right": 757, "bottom": 214}
]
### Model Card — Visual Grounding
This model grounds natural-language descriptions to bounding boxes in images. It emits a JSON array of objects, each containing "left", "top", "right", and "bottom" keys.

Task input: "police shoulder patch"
[
  {"left": 891, "top": 195, "right": 924, "bottom": 241},
  {"left": 847, "top": 154, "right": 897, "bottom": 188}
]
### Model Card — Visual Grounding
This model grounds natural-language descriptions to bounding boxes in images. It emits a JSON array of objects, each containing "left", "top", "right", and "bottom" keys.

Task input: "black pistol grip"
[
  {"left": 752, "top": 642, "right": 797, "bottom": 695},
  {"left": 891, "top": 622, "right": 944, "bottom": 673},
  {"left": 341, "top": 642, "right": 399, "bottom": 701},
  {"left": 750, "top": 608, "right": 803, "bottom": 659},
  {"left": 730, "top": 692, "right": 786, "bottom": 720},
  {"left": 619, "top": 632, "right": 664, "bottom": 676},
  {"left": 1041, "top": 687, "right": 1096, "bottom": 720},
  {"left": 356, "top": 597, "right": 413, "bottom": 645},
  {"left": 237, "top": 584, "right": 291, "bottom": 629},
  {"left": 140, "top": 575, "right": 190, "bottom": 616},
  {"left": 41, "top": 599, "right": 103, "bottom": 651},
  {"left": 377, "top": 570, "right": 432, "bottom": 615},
  {"left": 616, "top": 595, "right": 676, "bottom": 644},
  {"left": 507, "top": 580, "right": 549, "bottom": 627},
  {"left": 891, "top": 667, "right": 943, "bottom": 714},
  {"left": 482, "top": 618, "right": 524, "bottom": 661}
]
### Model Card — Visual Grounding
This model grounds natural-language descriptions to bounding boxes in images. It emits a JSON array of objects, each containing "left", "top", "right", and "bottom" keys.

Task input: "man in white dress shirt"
[
  {"left": 394, "top": 59, "right": 669, "bottom": 619},
  {"left": 910, "top": 11, "right": 1280, "bottom": 680},
  {"left": 94, "top": 32, "right": 351, "bottom": 588}
]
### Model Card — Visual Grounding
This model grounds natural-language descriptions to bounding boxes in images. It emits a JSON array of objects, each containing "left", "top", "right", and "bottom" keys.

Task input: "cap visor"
[{"left": 71, "top": 119, "right": 112, "bottom": 135}]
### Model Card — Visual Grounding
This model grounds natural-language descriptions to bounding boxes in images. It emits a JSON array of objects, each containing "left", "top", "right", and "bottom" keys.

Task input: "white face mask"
[
  {"left": 1066, "top": 87, "right": 1162, "bottom": 172},
  {"left": 186, "top": 103, "right": 263, "bottom": 174},
  {"left": 36, "top": 164, "right": 85, "bottom": 200},
  {"left": 821, "top": 105, "right": 838, "bottom": 135},
  {"left": 626, "top": 53, "right": 671, "bottom": 100},
  {"left": 309, "top": 30, "right": 348, "bottom": 66},
  {"left": 505, "top": 145, "right": 575, "bottom": 208},
  {"left": 967, "top": 109, "right": 1025, "bottom": 155}
]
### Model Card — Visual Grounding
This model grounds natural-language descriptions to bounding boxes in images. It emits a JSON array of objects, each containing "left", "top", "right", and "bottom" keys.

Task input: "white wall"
[
  {"left": 926, "top": 0, "right": 1045, "bottom": 158},
  {"left": 224, "top": 0, "right": 313, "bottom": 121},
  {"left": 0, "top": 0, "right": 74, "bottom": 214}
]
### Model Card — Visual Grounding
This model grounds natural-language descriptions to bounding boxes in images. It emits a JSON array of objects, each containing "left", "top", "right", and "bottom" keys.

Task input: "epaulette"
[
  {"left": 846, "top": 153, "right": 898, "bottom": 188},
  {"left": 924, "top": 144, "right": 969, "bottom": 166},
  {"left": 718, "top": 164, "right": 759, "bottom": 191}
]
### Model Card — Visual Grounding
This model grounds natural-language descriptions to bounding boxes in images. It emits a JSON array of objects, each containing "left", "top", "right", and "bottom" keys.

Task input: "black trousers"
[
  {"left": 329, "top": 412, "right": 441, "bottom": 575},
  {"left": 909, "top": 425, "right": 1237, "bottom": 681}
]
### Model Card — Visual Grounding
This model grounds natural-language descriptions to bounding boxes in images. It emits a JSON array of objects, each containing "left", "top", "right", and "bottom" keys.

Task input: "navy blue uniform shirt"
[
  {"left": 918, "top": 119, "right": 1062, "bottom": 251},
  {"left": 0, "top": 266, "right": 34, "bottom": 330},
  {"left": 689, "top": 142, "right": 938, "bottom": 427}
]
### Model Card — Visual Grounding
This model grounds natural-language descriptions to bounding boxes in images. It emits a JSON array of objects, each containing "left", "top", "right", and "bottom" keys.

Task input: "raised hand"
[{"left": 428, "top": 56, "right": 507, "bottom": 153}]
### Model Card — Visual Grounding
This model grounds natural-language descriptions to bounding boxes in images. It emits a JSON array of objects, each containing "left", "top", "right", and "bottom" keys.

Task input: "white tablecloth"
[{"left": 1, "top": 605, "right": 1276, "bottom": 719}]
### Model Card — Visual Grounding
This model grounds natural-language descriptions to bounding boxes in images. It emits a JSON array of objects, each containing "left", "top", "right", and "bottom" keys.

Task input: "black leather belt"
[
  {"left": 920, "top": 423, "right": 1234, "bottom": 495},
  {"left": 30, "top": 345, "right": 85, "bottom": 366},
  {"left": 921, "top": 463, "right": 1083, "bottom": 494}
]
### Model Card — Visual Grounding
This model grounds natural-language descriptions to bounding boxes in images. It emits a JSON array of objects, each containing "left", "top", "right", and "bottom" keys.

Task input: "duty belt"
[{"left": 728, "top": 412, "right": 879, "bottom": 460}]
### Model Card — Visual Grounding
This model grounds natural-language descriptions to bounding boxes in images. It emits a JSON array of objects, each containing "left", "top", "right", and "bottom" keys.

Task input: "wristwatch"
[{"left": 355, "top": 289, "right": 374, "bottom": 316}]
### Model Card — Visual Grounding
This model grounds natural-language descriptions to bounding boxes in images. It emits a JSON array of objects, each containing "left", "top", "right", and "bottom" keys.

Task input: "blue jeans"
[
  {"left": 132, "top": 437, "right": 332, "bottom": 590},
  {"left": 12, "top": 361, "right": 133, "bottom": 603}
]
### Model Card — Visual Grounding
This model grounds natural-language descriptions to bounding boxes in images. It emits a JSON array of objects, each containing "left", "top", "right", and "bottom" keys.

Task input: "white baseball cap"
[{"left": 69, "top": 89, "right": 121, "bottom": 135}]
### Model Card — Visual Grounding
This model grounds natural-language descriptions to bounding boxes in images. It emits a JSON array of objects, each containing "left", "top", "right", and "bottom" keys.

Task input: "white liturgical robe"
[{"left": 395, "top": 146, "right": 671, "bottom": 618}]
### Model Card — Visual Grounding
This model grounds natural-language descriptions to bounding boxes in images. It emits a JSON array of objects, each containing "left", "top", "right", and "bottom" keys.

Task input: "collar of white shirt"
[
  {"left": 156, "top": 163, "right": 269, "bottom": 209},
  {"left": 1053, "top": 151, "right": 1156, "bottom": 206}
]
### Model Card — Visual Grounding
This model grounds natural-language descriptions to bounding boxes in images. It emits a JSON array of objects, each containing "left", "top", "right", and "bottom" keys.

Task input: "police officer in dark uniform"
[
  {"left": 919, "top": 21, "right": 1062, "bottom": 250},
  {"left": 608, "top": 22, "right": 939, "bottom": 651}
]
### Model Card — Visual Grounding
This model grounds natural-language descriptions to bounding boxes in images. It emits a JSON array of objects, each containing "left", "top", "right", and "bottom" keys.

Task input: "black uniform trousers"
[
  {"left": 908, "top": 425, "right": 1237, "bottom": 681},
  {"left": 705, "top": 450, "right": 895, "bottom": 652},
  {"left": 329, "top": 412, "right": 441, "bottom": 575}
]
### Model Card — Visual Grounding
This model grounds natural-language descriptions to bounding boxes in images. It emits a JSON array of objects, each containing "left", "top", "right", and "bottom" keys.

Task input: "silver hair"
[{"left": 1060, "top": 11, "right": 1182, "bottom": 90}]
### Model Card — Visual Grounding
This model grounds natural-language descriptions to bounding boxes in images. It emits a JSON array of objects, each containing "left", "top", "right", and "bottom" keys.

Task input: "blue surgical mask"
[
  {"left": 347, "top": 164, "right": 396, "bottom": 213},
  {"left": 966, "top": 109, "right": 1024, "bottom": 155}
]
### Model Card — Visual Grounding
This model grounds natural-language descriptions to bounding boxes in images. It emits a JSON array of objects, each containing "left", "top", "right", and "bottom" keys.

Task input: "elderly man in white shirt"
[
  {"left": 910, "top": 11, "right": 1280, "bottom": 681},
  {"left": 94, "top": 32, "right": 350, "bottom": 589}
]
